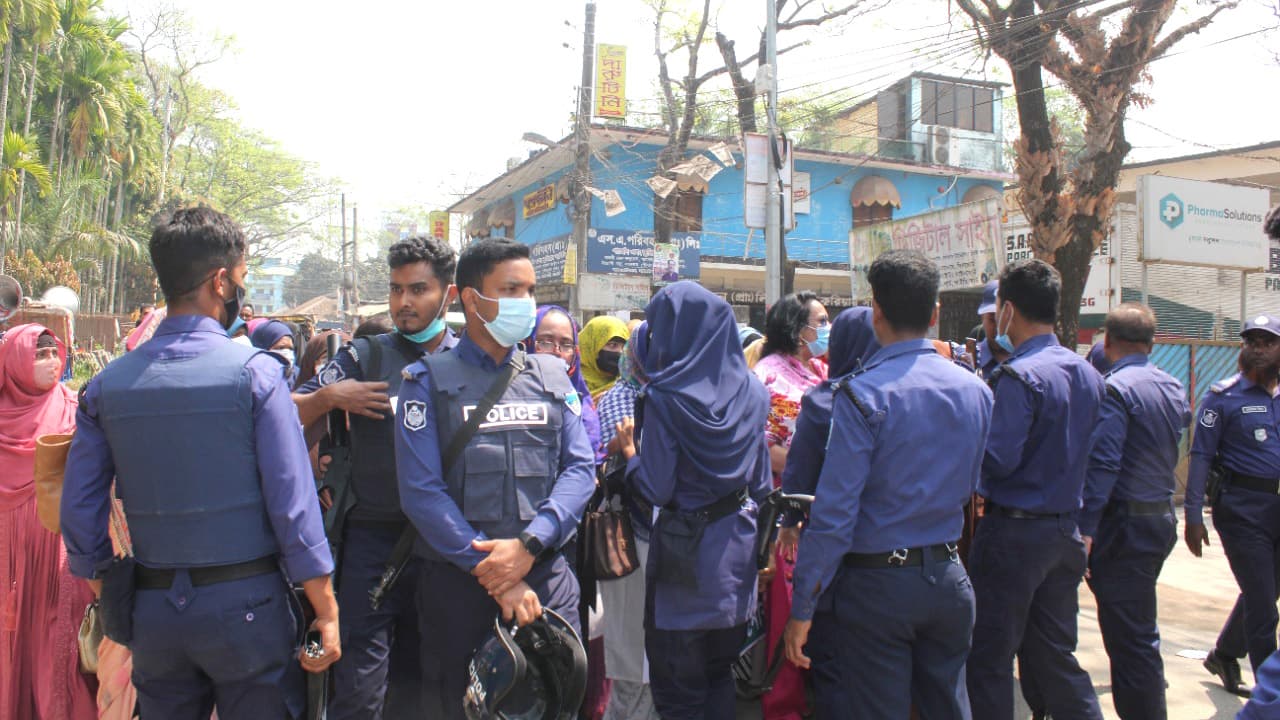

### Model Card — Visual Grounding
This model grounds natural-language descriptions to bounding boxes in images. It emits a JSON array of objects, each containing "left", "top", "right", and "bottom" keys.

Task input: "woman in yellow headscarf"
[{"left": 579, "top": 315, "right": 630, "bottom": 403}]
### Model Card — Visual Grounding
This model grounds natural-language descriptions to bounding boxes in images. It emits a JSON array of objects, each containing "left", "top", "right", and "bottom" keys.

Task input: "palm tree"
[
  {"left": 0, "top": 0, "right": 57, "bottom": 128},
  {"left": 0, "top": 128, "right": 50, "bottom": 272}
]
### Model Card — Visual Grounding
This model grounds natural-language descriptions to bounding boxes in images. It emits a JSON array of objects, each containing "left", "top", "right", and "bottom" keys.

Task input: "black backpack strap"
[
  {"left": 352, "top": 336, "right": 383, "bottom": 383},
  {"left": 389, "top": 332, "right": 427, "bottom": 366}
]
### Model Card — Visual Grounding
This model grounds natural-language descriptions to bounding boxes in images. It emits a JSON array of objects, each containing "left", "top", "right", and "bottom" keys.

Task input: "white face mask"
[{"left": 274, "top": 348, "right": 296, "bottom": 366}]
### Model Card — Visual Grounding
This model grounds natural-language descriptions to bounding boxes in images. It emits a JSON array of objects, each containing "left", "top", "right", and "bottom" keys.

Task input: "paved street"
[{"left": 737, "top": 522, "right": 1258, "bottom": 719}]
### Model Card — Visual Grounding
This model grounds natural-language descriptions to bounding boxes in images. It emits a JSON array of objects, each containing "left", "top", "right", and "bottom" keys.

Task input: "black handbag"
[{"left": 582, "top": 455, "right": 640, "bottom": 580}]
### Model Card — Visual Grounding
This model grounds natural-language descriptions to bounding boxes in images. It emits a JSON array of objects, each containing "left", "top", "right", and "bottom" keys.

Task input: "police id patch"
[
  {"left": 1257, "top": 428, "right": 1269, "bottom": 443},
  {"left": 1243, "top": 406, "right": 1269, "bottom": 414},
  {"left": 403, "top": 400, "right": 427, "bottom": 431},
  {"left": 1200, "top": 409, "right": 1218, "bottom": 428},
  {"left": 564, "top": 391, "right": 582, "bottom": 417},
  {"left": 319, "top": 363, "right": 345, "bottom": 386},
  {"left": 463, "top": 403, "right": 549, "bottom": 429}
]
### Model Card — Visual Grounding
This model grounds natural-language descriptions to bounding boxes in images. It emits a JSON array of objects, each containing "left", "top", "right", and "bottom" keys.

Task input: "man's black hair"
[
  {"left": 354, "top": 314, "right": 394, "bottom": 338},
  {"left": 1104, "top": 302, "right": 1156, "bottom": 345},
  {"left": 762, "top": 291, "right": 818, "bottom": 358},
  {"left": 149, "top": 206, "right": 246, "bottom": 302},
  {"left": 997, "top": 259, "right": 1060, "bottom": 325},
  {"left": 242, "top": 303, "right": 254, "bottom": 311},
  {"left": 455, "top": 238, "right": 531, "bottom": 292},
  {"left": 867, "top": 250, "right": 938, "bottom": 333},
  {"left": 388, "top": 235, "right": 457, "bottom": 285}
]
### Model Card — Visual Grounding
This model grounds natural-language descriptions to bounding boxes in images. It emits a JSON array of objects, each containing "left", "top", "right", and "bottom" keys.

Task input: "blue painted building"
[{"left": 449, "top": 72, "right": 1011, "bottom": 325}]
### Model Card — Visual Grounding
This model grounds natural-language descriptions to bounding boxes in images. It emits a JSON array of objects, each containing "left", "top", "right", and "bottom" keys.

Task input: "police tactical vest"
[
  {"left": 96, "top": 339, "right": 279, "bottom": 568},
  {"left": 349, "top": 333, "right": 422, "bottom": 522},
  {"left": 420, "top": 351, "right": 571, "bottom": 557}
]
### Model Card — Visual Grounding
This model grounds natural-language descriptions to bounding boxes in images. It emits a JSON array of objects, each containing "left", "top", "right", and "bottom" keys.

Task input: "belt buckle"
[
  {"left": 888, "top": 548, "right": 909, "bottom": 567},
  {"left": 945, "top": 542, "right": 959, "bottom": 560}
]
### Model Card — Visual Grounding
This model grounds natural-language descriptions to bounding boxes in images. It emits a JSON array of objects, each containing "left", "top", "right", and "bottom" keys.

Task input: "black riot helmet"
[{"left": 464, "top": 609, "right": 588, "bottom": 720}]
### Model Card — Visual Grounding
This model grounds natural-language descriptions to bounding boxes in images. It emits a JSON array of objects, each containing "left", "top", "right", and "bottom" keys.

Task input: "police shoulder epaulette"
[
  {"left": 835, "top": 379, "right": 875, "bottom": 420},
  {"left": 992, "top": 363, "right": 1035, "bottom": 390},
  {"left": 401, "top": 359, "right": 428, "bottom": 382},
  {"left": 1105, "top": 384, "right": 1125, "bottom": 404},
  {"left": 1210, "top": 375, "right": 1240, "bottom": 394}
]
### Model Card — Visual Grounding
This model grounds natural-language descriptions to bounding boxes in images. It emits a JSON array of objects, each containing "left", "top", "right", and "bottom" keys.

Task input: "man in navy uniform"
[
  {"left": 293, "top": 234, "right": 458, "bottom": 719},
  {"left": 966, "top": 258, "right": 1106, "bottom": 720},
  {"left": 61, "top": 206, "right": 340, "bottom": 718},
  {"left": 1080, "top": 303, "right": 1190, "bottom": 719},
  {"left": 393, "top": 237, "right": 594, "bottom": 719},
  {"left": 976, "top": 279, "right": 1009, "bottom": 379},
  {"left": 1186, "top": 313, "right": 1280, "bottom": 697},
  {"left": 784, "top": 249, "right": 993, "bottom": 719}
]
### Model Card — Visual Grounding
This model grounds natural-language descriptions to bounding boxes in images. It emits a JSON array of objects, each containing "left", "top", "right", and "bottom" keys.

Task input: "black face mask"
[
  {"left": 596, "top": 349, "right": 621, "bottom": 376},
  {"left": 222, "top": 281, "right": 246, "bottom": 330}
]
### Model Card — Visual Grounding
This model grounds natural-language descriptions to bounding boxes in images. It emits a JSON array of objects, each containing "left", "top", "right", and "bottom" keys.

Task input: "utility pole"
[
  {"left": 569, "top": 1, "right": 596, "bottom": 321},
  {"left": 351, "top": 204, "right": 360, "bottom": 318},
  {"left": 764, "top": 0, "right": 782, "bottom": 307}
]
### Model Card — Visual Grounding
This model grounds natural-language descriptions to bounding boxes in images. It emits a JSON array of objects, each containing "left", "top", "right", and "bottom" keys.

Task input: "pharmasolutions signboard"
[
  {"left": 849, "top": 198, "right": 1004, "bottom": 300},
  {"left": 1137, "top": 175, "right": 1269, "bottom": 271}
]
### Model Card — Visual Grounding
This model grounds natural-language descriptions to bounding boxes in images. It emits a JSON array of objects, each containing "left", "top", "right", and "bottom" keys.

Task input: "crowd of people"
[{"left": 2, "top": 203, "right": 1280, "bottom": 720}]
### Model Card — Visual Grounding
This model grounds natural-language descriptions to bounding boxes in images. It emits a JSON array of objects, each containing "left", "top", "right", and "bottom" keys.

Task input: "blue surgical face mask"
[
  {"left": 994, "top": 303, "right": 1015, "bottom": 354},
  {"left": 398, "top": 286, "right": 453, "bottom": 345},
  {"left": 472, "top": 290, "right": 537, "bottom": 348},
  {"left": 806, "top": 324, "right": 830, "bottom": 357}
]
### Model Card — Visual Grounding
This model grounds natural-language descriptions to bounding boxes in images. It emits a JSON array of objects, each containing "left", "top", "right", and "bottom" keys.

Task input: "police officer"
[
  {"left": 967, "top": 259, "right": 1105, "bottom": 720},
  {"left": 783, "top": 250, "right": 992, "bottom": 719},
  {"left": 1186, "top": 314, "right": 1280, "bottom": 696},
  {"left": 613, "top": 281, "right": 771, "bottom": 720},
  {"left": 1080, "top": 303, "right": 1190, "bottom": 719},
  {"left": 976, "top": 279, "right": 1009, "bottom": 378},
  {"left": 393, "top": 237, "right": 594, "bottom": 719},
  {"left": 293, "top": 235, "right": 458, "bottom": 719},
  {"left": 60, "top": 207, "right": 340, "bottom": 718}
]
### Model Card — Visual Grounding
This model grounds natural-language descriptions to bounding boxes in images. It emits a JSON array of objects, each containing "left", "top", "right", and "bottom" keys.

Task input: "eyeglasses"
[{"left": 534, "top": 339, "right": 577, "bottom": 353}]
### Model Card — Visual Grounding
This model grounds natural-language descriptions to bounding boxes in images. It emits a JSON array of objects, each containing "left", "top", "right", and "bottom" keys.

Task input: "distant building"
[
  {"left": 448, "top": 72, "right": 1010, "bottom": 328},
  {"left": 245, "top": 257, "right": 297, "bottom": 315}
]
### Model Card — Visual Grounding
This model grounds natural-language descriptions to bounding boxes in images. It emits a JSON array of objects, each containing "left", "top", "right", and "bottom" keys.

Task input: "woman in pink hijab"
[{"left": 0, "top": 324, "right": 96, "bottom": 719}]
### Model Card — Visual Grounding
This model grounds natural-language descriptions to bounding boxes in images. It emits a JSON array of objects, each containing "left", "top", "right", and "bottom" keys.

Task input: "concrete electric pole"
[
  {"left": 569, "top": 1, "right": 595, "bottom": 321},
  {"left": 764, "top": 0, "right": 783, "bottom": 308}
]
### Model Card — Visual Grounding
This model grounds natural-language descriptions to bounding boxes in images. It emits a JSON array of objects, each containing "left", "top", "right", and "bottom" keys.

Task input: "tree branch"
[
  {"left": 694, "top": 40, "right": 805, "bottom": 86},
  {"left": 778, "top": 1, "right": 882, "bottom": 30},
  {"left": 1148, "top": 2, "right": 1237, "bottom": 61}
]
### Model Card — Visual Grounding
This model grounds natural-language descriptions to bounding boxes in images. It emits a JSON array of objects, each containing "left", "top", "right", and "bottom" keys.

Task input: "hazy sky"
[{"left": 106, "top": 0, "right": 1280, "bottom": 246}]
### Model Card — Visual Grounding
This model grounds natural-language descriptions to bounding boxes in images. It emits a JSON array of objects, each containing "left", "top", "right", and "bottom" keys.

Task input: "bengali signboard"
[
  {"left": 579, "top": 273, "right": 653, "bottom": 311},
  {"left": 849, "top": 198, "right": 1004, "bottom": 300},
  {"left": 586, "top": 228, "right": 700, "bottom": 278},
  {"left": 595, "top": 44, "right": 627, "bottom": 119},
  {"left": 522, "top": 184, "right": 557, "bottom": 219},
  {"left": 428, "top": 211, "right": 449, "bottom": 240},
  {"left": 1005, "top": 214, "right": 1115, "bottom": 314},
  {"left": 530, "top": 235, "right": 570, "bottom": 284}
]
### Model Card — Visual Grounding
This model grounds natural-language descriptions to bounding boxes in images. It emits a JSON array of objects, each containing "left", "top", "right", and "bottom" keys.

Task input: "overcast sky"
[{"left": 106, "top": 0, "right": 1280, "bottom": 249}]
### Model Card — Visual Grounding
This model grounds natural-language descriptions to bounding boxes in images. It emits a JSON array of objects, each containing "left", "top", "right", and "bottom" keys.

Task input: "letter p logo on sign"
[{"left": 1159, "top": 193, "right": 1184, "bottom": 229}]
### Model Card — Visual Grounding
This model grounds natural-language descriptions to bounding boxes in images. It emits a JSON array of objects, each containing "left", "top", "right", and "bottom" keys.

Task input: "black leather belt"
[
  {"left": 1105, "top": 499, "right": 1172, "bottom": 516},
  {"left": 843, "top": 543, "right": 959, "bottom": 568},
  {"left": 135, "top": 556, "right": 279, "bottom": 590},
  {"left": 985, "top": 501, "right": 1066, "bottom": 520},
  {"left": 1228, "top": 473, "right": 1280, "bottom": 495},
  {"left": 671, "top": 486, "right": 749, "bottom": 523}
]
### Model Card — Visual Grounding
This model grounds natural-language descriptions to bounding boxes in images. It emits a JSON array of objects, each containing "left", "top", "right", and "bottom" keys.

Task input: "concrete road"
[{"left": 736, "top": 530, "right": 1258, "bottom": 719}]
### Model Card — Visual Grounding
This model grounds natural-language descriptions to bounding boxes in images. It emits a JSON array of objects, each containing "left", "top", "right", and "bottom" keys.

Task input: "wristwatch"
[{"left": 518, "top": 531, "right": 545, "bottom": 560}]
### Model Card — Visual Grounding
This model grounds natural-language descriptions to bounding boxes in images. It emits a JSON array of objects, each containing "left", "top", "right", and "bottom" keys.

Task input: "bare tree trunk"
[
  {"left": 14, "top": 42, "right": 38, "bottom": 252},
  {"left": 0, "top": 20, "right": 16, "bottom": 130},
  {"left": 714, "top": 32, "right": 757, "bottom": 134}
]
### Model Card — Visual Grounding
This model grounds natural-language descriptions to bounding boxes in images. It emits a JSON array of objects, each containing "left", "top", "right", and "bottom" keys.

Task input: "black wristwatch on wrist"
[{"left": 518, "top": 531, "right": 546, "bottom": 561}]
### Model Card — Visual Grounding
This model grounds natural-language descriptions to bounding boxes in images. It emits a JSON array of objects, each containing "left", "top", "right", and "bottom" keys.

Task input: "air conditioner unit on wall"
[{"left": 926, "top": 125, "right": 959, "bottom": 166}]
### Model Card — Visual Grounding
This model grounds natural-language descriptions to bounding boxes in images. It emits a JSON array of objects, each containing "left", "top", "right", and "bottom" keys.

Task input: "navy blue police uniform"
[
  {"left": 393, "top": 332, "right": 594, "bottom": 719},
  {"left": 61, "top": 315, "right": 332, "bottom": 719},
  {"left": 967, "top": 333, "right": 1106, "bottom": 720},
  {"left": 295, "top": 329, "right": 457, "bottom": 719},
  {"left": 792, "top": 339, "right": 993, "bottom": 719},
  {"left": 1187, "top": 315, "right": 1280, "bottom": 677},
  {"left": 1081, "top": 352, "right": 1190, "bottom": 719}
]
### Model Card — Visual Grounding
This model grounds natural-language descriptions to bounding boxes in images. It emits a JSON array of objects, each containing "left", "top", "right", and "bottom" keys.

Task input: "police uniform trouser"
[
  {"left": 1086, "top": 508, "right": 1177, "bottom": 720},
  {"left": 129, "top": 570, "right": 303, "bottom": 720},
  {"left": 1213, "top": 486, "right": 1280, "bottom": 672},
  {"left": 821, "top": 552, "right": 973, "bottom": 720},
  {"left": 328, "top": 521, "right": 422, "bottom": 720},
  {"left": 645, "top": 624, "right": 746, "bottom": 720},
  {"left": 966, "top": 513, "right": 1103, "bottom": 720},
  {"left": 415, "top": 552, "right": 580, "bottom": 720}
]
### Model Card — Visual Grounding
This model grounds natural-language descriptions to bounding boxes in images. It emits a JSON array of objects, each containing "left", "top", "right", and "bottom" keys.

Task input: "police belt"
[
  {"left": 1226, "top": 472, "right": 1280, "bottom": 495},
  {"left": 135, "top": 556, "right": 279, "bottom": 590},
  {"left": 984, "top": 500, "right": 1069, "bottom": 520},
  {"left": 665, "top": 486, "right": 749, "bottom": 522},
  {"left": 842, "top": 542, "right": 959, "bottom": 568},
  {"left": 1103, "top": 498, "right": 1173, "bottom": 516}
]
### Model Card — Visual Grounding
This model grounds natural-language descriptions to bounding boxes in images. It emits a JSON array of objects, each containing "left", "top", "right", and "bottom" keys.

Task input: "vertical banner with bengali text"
[
  {"left": 595, "top": 44, "right": 626, "bottom": 119},
  {"left": 428, "top": 211, "right": 449, "bottom": 240}
]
